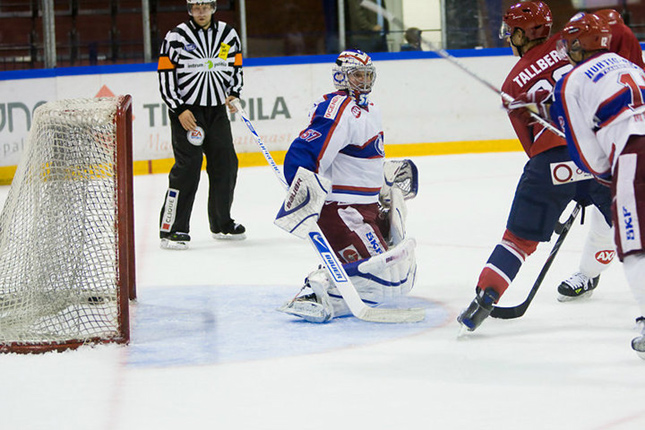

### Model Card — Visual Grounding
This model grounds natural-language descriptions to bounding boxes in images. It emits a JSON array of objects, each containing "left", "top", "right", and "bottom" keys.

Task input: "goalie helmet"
[
  {"left": 594, "top": 9, "right": 624, "bottom": 26},
  {"left": 499, "top": 1, "right": 552, "bottom": 41},
  {"left": 557, "top": 13, "right": 611, "bottom": 62},
  {"left": 187, "top": 0, "right": 216, "bottom": 15},
  {"left": 332, "top": 49, "right": 376, "bottom": 107}
]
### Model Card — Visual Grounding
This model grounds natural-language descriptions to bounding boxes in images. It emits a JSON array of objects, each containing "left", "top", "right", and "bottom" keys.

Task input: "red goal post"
[{"left": 0, "top": 95, "right": 137, "bottom": 353}]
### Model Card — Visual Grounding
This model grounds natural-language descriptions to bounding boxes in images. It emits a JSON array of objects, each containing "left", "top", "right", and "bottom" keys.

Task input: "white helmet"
[
  {"left": 332, "top": 49, "right": 376, "bottom": 107},
  {"left": 187, "top": 0, "right": 216, "bottom": 15}
]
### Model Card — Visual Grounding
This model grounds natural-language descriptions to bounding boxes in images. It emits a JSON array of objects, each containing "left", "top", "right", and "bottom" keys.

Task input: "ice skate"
[
  {"left": 457, "top": 288, "right": 499, "bottom": 332},
  {"left": 557, "top": 272, "right": 599, "bottom": 302},
  {"left": 212, "top": 221, "right": 246, "bottom": 240},
  {"left": 160, "top": 232, "right": 190, "bottom": 250},
  {"left": 632, "top": 317, "right": 645, "bottom": 360}
]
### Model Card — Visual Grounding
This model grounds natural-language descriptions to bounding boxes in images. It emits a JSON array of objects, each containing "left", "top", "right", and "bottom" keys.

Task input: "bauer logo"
[
  {"left": 309, "top": 232, "right": 347, "bottom": 282},
  {"left": 595, "top": 250, "right": 615, "bottom": 264}
]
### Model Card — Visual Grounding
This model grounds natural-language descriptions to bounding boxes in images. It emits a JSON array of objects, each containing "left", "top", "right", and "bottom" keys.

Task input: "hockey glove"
[{"left": 506, "top": 89, "right": 553, "bottom": 126}]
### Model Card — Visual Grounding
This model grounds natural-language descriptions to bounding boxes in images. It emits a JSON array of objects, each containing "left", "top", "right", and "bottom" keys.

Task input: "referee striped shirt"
[{"left": 157, "top": 18, "right": 243, "bottom": 114}]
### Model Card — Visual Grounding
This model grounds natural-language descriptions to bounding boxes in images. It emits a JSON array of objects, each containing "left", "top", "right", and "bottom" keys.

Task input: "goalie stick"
[
  {"left": 231, "top": 99, "right": 425, "bottom": 323},
  {"left": 359, "top": 0, "right": 564, "bottom": 139},
  {"left": 489, "top": 202, "right": 582, "bottom": 319}
]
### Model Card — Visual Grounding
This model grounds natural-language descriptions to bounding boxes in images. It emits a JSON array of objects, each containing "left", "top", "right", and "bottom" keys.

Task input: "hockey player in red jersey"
[
  {"left": 594, "top": 8, "right": 645, "bottom": 70},
  {"left": 458, "top": 1, "right": 615, "bottom": 331}
]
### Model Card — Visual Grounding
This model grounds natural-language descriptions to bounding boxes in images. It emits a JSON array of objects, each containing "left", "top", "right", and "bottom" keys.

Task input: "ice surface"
[{"left": 1, "top": 152, "right": 644, "bottom": 430}]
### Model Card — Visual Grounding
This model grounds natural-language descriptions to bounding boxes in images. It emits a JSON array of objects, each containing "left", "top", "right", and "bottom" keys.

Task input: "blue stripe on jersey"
[
  {"left": 553, "top": 73, "right": 613, "bottom": 181},
  {"left": 332, "top": 185, "right": 381, "bottom": 196},
  {"left": 595, "top": 87, "right": 645, "bottom": 128},
  {"left": 283, "top": 93, "right": 351, "bottom": 184},
  {"left": 553, "top": 76, "right": 593, "bottom": 175},
  {"left": 339, "top": 132, "right": 385, "bottom": 159},
  {"left": 486, "top": 244, "right": 523, "bottom": 282}
]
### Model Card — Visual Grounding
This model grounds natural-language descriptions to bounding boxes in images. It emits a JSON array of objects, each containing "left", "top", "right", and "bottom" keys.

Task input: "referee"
[{"left": 158, "top": 0, "right": 246, "bottom": 250}]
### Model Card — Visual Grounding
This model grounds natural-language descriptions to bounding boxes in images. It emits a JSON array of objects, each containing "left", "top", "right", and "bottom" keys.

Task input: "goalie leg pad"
[
  {"left": 279, "top": 237, "right": 417, "bottom": 322},
  {"left": 383, "top": 186, "right": 407, "bottom": 246},
  {"left": 344, "top": 237, "right": 417, "bottom": 302}
]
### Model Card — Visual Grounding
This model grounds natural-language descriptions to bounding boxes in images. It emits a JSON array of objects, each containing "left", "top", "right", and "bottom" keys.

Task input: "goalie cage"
[{"left": 0, "top": 96, "right": 136, "bottom": 353}]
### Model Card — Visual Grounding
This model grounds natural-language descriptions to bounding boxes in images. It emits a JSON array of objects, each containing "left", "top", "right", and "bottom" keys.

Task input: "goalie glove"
[
  {"left": 506, "top": 89, "right": 554, "bottom": 126},
  {"left": 274, "top": 167, "right": 332, "bottom": 239},
  {"left": 379, "top": 159, "right": 419, "bottom": 206}
]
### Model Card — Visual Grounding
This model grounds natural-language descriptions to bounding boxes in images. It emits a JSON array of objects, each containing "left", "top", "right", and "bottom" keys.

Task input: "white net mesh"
[{"left": 0, "top": 98, "right": 125, "bottom": 347}]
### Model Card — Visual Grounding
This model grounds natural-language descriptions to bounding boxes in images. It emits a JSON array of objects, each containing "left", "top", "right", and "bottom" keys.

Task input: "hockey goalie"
[{"left": 275, "top": 49, "right": 419, "bottom": 323}]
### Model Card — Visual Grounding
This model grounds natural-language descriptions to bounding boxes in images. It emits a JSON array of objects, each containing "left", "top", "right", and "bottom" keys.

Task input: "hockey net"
[{"left": 0, "top": 96, "right": 136, "bottom": 353}]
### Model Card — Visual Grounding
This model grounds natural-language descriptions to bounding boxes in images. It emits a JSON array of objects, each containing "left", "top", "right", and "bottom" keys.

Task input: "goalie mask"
[
  {"left": 187, "top": 0, "right": 216, "bottom": 15},
  {"left": 332, "top": 49, "right": 376, "bottom": 108}
]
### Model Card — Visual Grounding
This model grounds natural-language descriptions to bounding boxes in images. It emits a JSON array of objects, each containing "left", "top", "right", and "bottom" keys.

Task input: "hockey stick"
[
  {"left": 231, "top": 99, "right": 425, "bottom": 323},
  {"left": 359, "top": 0, "right": 565, "bottom": 139},
  {"left": 489, "top": 202, "right": 582, "bottom": 319}
]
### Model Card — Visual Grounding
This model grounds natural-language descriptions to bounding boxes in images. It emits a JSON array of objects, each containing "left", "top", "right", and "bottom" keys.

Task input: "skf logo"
[
  {"left": 623, "top": 206, "right": 635, "bottom": 240},
  {"left": 595, "top": 250, "right": 615, "bottom": 264},
  {"left": 365, "top": 231, "right": 384, "bottom": 254}
]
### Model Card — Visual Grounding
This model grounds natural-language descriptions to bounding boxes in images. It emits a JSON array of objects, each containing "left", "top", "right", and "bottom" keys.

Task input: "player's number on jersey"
[{"left": 618, "top": 73, "right": 645, "bottom": 110}]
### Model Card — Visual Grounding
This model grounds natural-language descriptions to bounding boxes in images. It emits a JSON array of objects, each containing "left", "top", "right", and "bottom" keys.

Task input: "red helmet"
[
  {"left": 500, "top": 1, "right": 553, "bottom": 41},
  {"left": 594, "top": 9, "right": 624, "bottom": 26},
  {"left": 559, "top": 13, "right": 612, "bottom": 55}
]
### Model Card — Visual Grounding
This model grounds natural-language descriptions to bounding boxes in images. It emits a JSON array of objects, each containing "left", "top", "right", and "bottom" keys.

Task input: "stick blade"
[
  {"left": 490, "top": 304, "right": 528, "bottom": 319},
  {"left": 358, "top": 307, "right": 426, "bottom": 323}
]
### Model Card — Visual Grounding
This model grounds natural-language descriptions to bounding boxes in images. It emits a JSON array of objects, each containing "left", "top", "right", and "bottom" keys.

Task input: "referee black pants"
[{"left": 160, "top": 104, "right": 239, "bottom": 237}]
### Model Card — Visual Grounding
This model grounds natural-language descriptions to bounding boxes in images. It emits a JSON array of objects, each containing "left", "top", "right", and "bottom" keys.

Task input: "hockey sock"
[
  {"left": 578, "top": 207, "right": 615, "bottom": 277},
  {"left": 477, "top": 229, "right": 538, "bottom": 297},
  {"left": 623, "top": 253, "right": 645, "bottom": 316}
]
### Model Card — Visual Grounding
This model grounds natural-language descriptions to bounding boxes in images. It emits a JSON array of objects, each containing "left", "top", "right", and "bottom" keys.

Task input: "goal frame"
[{"left": 0, "top": 95, "right": 137, "bottom": 354}]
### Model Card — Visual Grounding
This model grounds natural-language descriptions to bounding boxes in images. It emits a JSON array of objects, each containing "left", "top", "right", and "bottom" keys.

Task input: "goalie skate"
[{"left": 278, "top": 293, "right": 332, "bottom": 323}]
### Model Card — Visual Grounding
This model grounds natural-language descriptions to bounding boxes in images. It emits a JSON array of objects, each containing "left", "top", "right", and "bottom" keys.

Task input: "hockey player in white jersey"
[
  {"left": 275, "top": 49, "right": 419, "bottom": 322},
  {"left": 545, "top": 13, "right": 645, "bottom": 359}
]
